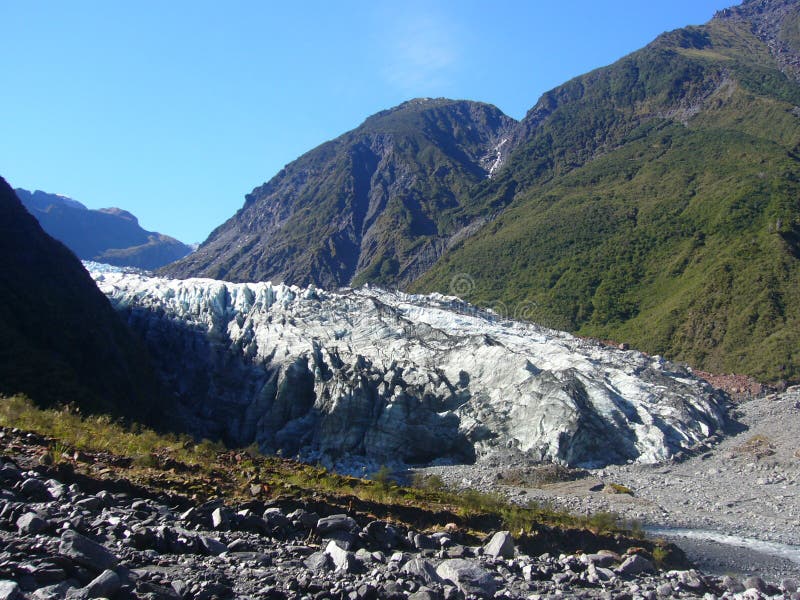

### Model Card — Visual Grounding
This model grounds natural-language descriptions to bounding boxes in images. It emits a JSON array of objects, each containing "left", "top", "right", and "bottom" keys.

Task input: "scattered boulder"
[
  {"left": 0, "top": 581, "right": 20, "bottom": 600},
  {"left": 58, "top": 530, "right": 118, "bottom": 571},
  {"left": 436, "top": 559, "right": 497, "bottom": 598},
  {"left": 616, "top": 554, "right": 654, "bottom": 576},
  {"left": 17, "top": 512, "right": 47, "bottom": 535},
  {"left": 483, "top": 530, "right": 515, "bottom": 559},
  {"left": 401, "top": 558, "right": 442, "bottom": 585},
  {"left": 84, "top": 569, "right": 121, "bottom": 598}
]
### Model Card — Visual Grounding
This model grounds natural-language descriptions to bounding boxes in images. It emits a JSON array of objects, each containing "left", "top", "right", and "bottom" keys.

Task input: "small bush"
[
  {"left": 372, "top": 465, "right": 393, "bottom": 490},
  {"left": 652, "top": 545, "right": 668, "bottom": 568},
  {"left": 735, "top": 434, "right": 775, "bottom": 458},
  {"left": 586, "top": 511, "right": 620, "bottom": 533},
  {"left": 411, "top": 472, "right": 446, "bottom": 492},
  {"left": 605, "top": 482, "right": 634, "bottom": 495}
]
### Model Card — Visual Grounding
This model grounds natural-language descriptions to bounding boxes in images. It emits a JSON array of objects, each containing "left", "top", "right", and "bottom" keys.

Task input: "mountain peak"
[{"left": 163, "top": 100, "right": 515, "bottom": 288}]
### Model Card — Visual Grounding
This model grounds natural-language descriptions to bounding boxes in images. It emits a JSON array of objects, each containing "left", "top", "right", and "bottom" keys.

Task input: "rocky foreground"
[
  {"left": 0, "top": 427, "right": 797, "bottom": 600},
  {"left": 416, "top": 387, "right": 800, "bottom": 586}
]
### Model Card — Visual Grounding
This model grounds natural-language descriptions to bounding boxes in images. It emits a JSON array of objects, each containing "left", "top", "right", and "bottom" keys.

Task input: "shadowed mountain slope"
[{"left": 0, "top": 177, "right": 161, "bottom": 418}]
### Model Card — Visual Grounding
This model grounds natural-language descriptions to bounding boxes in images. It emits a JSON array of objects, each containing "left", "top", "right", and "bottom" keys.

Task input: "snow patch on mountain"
[{"left": 90, "top": 266, "right": 727, "bottom": 469}]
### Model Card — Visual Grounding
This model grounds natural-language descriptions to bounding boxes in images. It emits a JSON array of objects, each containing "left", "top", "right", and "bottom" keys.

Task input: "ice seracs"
[{"left": 90, "top": 265, "right": 727, "bottom": 470}]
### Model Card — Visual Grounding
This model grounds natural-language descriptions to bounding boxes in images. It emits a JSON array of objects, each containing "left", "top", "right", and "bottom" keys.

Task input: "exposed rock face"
[
  {"left": 162, "top": 98, "right": 516, "bottom": 288},
  {"left": 91, "top": 265, "right": 727, "bottom": 469},
  {"left": 16, "top": 188, "right": 192, "bottom": 270}
]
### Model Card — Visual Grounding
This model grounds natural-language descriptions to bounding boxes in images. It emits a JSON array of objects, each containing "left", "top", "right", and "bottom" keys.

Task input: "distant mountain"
[
  {"left": 0, "top": 177, "right": 161, "bottom": 418},
  {"left": 163, "top": 99, "right": 515, "bottom": 288},
  {"left": 17, "top": 188, "right": 193, "bottom": 270},
  {"left": 161, "top": 0, "right": 800, "bottom": 383}
]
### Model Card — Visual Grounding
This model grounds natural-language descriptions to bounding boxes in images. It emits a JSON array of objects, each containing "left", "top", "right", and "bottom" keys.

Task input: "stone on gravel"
[
  {"left": 616, "top": 554, "right": 654, "bottom": 576},
  {"left": 0, "top": 581, "right": 20, "bottom": 600},
  {"left": 316, "top": 514, "right": 358, "bottom": 535},
  {"left": 721, "top": 575, "right": 745, "bottom": 593},
  {"left": 401, "top": 558, "right": 442, "bottom": 585},
  {"left": 436, "top": 559, "right": 496, "bottom": 598},
  {"left": 0, "top": 466, "right": 20, "bottom": 482},
  {"left": 198, "top": 535, "right": 227, "bottom": 556},
  {"left": 211, "top": 507, "right": 230, "bottom": 529},
  {"left": 324, "top": 540, "right": 357, "bottom": 573},
  {"left": 84, "top": 569, "right": 120, "bottom": 598},
  {"left": 304, "top": 550, "right": 332, "bottom": 573},
  {"left": 17, "top": 512, "right": 47, "bottom": 535},
  {"left": 583, "top": 552, "right": 617, "bottom": 567},
  {"left": 20, "top": 477, "right": 51, "bottom": 500},
  {"left": 744, "top": 575, "right": 768, "bottom": 592},
  {"left": 483, "top": 530, "right": 515, "bottom": 558},
  {"left": 407, "top": 590, "right": 439, "bottom": 600},
  {"left": 59, "top": 530, "right": 118, "bottom": 571}
]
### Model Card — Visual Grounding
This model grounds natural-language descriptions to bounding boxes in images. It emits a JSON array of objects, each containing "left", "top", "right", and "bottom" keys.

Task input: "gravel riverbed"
[{"left": 414, "top": 387, "right": 800, "bottom": 585}]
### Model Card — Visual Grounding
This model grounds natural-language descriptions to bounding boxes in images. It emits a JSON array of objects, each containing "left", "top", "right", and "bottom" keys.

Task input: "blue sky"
[{"left": 1, "top": 0, "right": 735, "bottom": 244}]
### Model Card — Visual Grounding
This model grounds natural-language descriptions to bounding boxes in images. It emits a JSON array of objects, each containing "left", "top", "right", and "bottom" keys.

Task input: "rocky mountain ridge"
[
  {"left": 16, "top": 188, "right": 192, "bottom": 270},
  {"left": 163, "top": 99, "right": 516, "bottom": 289},
  {"left": 90, "top": 265, "right": 727, "bottom": 472}
]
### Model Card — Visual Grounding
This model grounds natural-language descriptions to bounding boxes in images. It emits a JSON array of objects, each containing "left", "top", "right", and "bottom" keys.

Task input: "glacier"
[{"left": 89, "top": 264, "right": 727, "bottom": 470}]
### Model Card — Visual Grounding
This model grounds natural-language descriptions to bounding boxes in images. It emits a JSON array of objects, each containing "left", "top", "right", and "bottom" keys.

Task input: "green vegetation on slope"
[
  {"left": 415, "top": 12, "right": 800, "bottom": 383},
  {"left": 0, "top": 393, "right": 654, "bottom": 542}
]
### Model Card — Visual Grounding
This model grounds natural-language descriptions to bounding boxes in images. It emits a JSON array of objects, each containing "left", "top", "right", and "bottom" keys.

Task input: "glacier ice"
[{"left": 89, "top": 265, "right": 727, "bottom": 469}]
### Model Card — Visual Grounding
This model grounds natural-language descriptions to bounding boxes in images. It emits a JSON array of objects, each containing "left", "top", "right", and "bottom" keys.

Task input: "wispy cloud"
[{"left": 379, "top": 11, "right": 460, "bottom": 92}]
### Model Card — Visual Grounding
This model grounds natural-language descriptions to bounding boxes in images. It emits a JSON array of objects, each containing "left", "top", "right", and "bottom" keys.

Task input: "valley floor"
[{"left": 415, "top": 387, "right": 800, "bottom": 583}]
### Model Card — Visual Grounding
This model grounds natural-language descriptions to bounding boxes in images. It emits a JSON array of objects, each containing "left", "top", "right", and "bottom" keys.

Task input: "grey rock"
[
  {"left": 20, "top": 477, "right": 51, "bottom": 500},
  {"left": 522, "top": 564, "right": 535, "bottom": 582},
  {"left": 401, "top": 558, "right": 442, "bottom": 585},
  {"left": 483, "top": 530, "right": 515, "bottom": 558},
  {"left": 364, "top": 520, "right": 402, "bottom": 550},
  {"left": 583, "top": 552, "right": 617, "bottom": 567},
  {"left": 408, "top": 590, "right": 440, "bottom": 600},
  {"left": 435, "top": 559, "right": 497, "bottom": 598},
  {"left": 317, "top": 513, "right": 358, "bottom": 535},
  {"left": 676, "top": 570, "right": 707, "bottom": 593},
  {"left": 616, "top": 554, "right": 654, "bottom": 576},
  {"left": 59, "top": 530, "right": 118, "bottom": 571},
  {"left": 783, "top": 579, "right": 799, "bottom": 593},
  {"left": 84, "top": 569, "right": 120, "bottom": 598},
  {"left": 17, "top": 511, "right": 47, "bottom": 535},
  {"left": 413, "top": 533, "right": 437, "bottom": 550},
  {"left": 0, "top": 466, "right": 21, "bottom": 482},
  {"left": 287, "top": 508, "right": 319, "bottom": 529},
  {"left": 0, "top": 581, "right": 20, "bottom": 600},
  {"left": 211, "top": 507, "right": 230, "bottom": 529},
  {"left": 589, "top": 563, "right": 616, "bottom": 582},
  {"left": 324, "top": 540, "right": 357, "bottom": 573},
  {"left": 226, "top": 538, "right": 253, "bottom": 552},
  {"left": 198, "top": 535, "right": 227, "bottom": 556},
  {"left": 721, "top": 575, "right": 745, "bottom": 593},
  {"left": 75, "top": 497, "right": 103, "bottom": 512},
  {"left": 263, "top": 507, "right": 291, "bottom": 530},
  {"left": 744, "top": 575, "right": 767, "bottom": 592},
  {"left": 30, "top": 582, "right": 76, "bottom": 600},
  {"left": 304, "top": 550, "right": 332, "bottom": 573},
  {"left": 656, "top": 582, "right": 673, "bottom": 596}
]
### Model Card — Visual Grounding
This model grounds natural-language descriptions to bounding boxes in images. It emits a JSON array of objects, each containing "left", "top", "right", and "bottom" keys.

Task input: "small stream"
[{"left": 646, "top": 526, "right": 800, "bottom": 566}]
